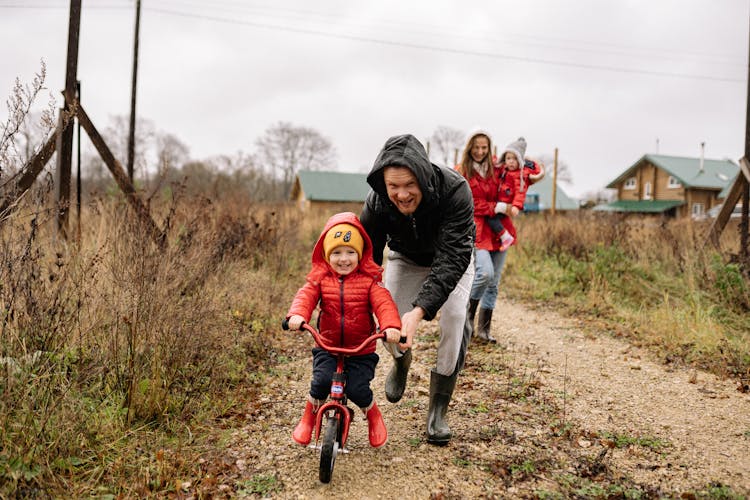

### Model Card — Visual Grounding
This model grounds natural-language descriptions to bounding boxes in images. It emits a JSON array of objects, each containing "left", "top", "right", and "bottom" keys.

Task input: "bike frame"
[
  {"left": 282, "top": 318, "right": 402, "bottom": 483},
  {"left": 299, "top": 322, "right": 385, "bottom": 449}
]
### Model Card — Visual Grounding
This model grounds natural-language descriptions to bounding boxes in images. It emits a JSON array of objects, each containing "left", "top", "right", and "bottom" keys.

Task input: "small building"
[
  {"left": 525, "top": 174, "right": 579, "bottom": 212},
  {"left": 290, "top": 170, "right": 369, "bottom": 211},
  {"left": 595, "top": 154, "right": 738, "bottom": 218}
]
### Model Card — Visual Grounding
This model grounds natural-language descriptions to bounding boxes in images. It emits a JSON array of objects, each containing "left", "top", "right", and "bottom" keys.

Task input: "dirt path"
[
  {"left": 210, "top": 298, "right": 750, "bottom": 499},
  {"left": 497, "top": 298, "right": 750, "bottom": 493}
]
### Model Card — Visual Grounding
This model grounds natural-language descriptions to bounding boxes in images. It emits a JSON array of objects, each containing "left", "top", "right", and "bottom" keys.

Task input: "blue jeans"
[{"left": 470, "top": 248, "right": 508, "bottom": 310}]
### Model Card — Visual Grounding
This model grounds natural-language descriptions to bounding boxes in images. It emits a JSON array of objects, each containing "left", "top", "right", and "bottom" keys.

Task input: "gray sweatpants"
[{"left": 382, "top": 251, "right": 474, "bottom": 376}]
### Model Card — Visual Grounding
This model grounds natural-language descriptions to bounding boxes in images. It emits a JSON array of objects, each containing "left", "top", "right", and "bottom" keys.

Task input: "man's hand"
[
  {"left": 399, "top": 306, "right": 425, "bottom": 351},
  {"left": 383, "top": 328, "right": 402, "bottom": 344},
  {"left": 287, "top": 314, "right": 306, "bottom": 330}
]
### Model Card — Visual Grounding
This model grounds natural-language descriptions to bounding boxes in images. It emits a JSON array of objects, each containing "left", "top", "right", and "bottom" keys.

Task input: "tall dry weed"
[
  {"left": 0, "top": 189, "right": 314, "bottom": 495},
  {"left": 512, "top": 211, "right": 749, "bottom": 377}
]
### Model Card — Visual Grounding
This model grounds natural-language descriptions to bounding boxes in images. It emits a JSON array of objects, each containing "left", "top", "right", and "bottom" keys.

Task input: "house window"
[
  {"left": 692, "top": 203, "right": 705, "bottom": 217},
  {"left": 643, "top": 182, "right": 652, "bottom": 200},
  {"left": 667, "top": 176, "right": 681, "bottom": 188},
  {"left": 624, "top": 177, "right": 636, "bottom": 190}
]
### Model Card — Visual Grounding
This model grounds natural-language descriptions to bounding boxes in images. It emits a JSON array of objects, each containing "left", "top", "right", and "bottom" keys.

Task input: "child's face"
[
  {"left": 504, "top": 153, "right": 520, "bottom": 170},
  {"left": 470, "top": 136, "right": 490, "bottom": 163},
  {"left": 328, "top": 246, "right": 359, "bottom": 275}
]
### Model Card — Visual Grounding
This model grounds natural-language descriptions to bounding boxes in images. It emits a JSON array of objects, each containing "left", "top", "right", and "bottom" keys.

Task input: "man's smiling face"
[{"left": 383, "top": 166, "right": 422, "bottom": 216}]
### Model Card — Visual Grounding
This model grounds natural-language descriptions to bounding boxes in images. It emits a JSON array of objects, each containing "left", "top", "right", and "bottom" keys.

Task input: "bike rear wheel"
[{"left": 319, "top": 415, "right": 340, "bottom": 483}]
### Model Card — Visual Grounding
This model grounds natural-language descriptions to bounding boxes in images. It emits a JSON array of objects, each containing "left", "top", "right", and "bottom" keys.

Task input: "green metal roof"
[
  {"left": 718, "top": 173, "right": 739, "bottom": 198},
  {"left": 295, "top": 170, "right": 370, "bottom": 202},
  {"left": 607, "top": 154, "right": 738, "bottom": 190},
  {"left": 526, "top": 174, "right": 579, "bottom": 210},
  {"left": 592, "top": 199, "right": 684, "bottom": 213}
]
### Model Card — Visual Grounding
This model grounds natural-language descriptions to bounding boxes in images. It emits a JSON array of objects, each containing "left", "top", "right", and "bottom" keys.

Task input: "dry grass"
[
  {"left": 0, "top": 191, "right": 332, "bottom": 497},
  {"left": 509, "top": 211, "right": 750, "bottom": 380},
  {"left": 2, "top": 195, "right": 748, "bottom": 496}
]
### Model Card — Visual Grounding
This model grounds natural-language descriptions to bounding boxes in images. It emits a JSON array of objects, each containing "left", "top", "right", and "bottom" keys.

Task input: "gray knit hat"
[
  {"left": 502, "top": 137, "right": 528, "bottom": 190},
  {"left": 502, "top": 137, "right": 526, "bottom": 166}
]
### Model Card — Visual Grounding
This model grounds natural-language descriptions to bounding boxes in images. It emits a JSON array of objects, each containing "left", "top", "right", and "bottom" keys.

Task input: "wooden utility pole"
[
  {"left": 55, "top": 0, "right": 81, "bottom": 238},
  {"left": 742, "top": 14, "right": 750, "bottom": 263},
  {"left": 551, "top": 148, "right": 558, "bottom": 216},
  {"left": 127, "top": 0, "right": 141, "bottom": 182},
  {"left": 705, "top": 13, "right": 750, "bottom": 255},
  {"left": 76, "top": 80, "right": 82, "bottom": 244},
  {"left": 0, "top": 0, "right": 164, "bottom": 247}
]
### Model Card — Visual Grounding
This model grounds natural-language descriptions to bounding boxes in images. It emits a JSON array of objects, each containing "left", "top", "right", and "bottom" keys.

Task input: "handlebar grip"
[
  {"left": 282, "top": 319, "right": 306, "bottom": 331},
  {"left": 399, "top": 336, "right": 407, "bottom": 343}
]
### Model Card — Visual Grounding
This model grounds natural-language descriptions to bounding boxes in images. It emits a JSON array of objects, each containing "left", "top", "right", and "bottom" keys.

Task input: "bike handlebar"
[{"left": 282, "top": 319, "right": 406, "bottom": 355}]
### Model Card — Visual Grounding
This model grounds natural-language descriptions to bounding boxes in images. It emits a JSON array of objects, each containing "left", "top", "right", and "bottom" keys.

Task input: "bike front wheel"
[{"left": 319, "top": 415, "right": 340, "bottom": 483}]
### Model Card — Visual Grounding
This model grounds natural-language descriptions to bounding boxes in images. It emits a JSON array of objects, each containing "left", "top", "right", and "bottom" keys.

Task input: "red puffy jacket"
[
  {"left": 286, "top": 212, "right": 401, "bottom": 354},
  {"left": 459, "top": 160, "right": 544, "bottom": 251}
]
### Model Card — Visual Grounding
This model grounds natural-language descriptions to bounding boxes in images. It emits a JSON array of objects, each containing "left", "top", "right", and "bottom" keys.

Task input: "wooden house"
[
  {"left": 290, "top": 170, "right": 369, "bottom": 211},
  {"left": 596, "top": 154, "right": 738, "bottom": 218}
]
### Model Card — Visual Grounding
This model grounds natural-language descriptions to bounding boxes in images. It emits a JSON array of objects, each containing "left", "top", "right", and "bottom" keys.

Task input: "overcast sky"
[{"left": 1, "top": 0, "right": 748, "bottom": 198}]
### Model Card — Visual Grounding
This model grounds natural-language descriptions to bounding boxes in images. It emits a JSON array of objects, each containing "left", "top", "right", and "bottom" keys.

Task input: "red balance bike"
[{"left": 282, "top": 319, "right": 404, "bottom": 483}]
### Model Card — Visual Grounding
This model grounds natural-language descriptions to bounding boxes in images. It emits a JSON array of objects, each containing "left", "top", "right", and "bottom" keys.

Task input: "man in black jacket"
[{"left": 360, "top": 133, "right": 475, "bottom": 445}]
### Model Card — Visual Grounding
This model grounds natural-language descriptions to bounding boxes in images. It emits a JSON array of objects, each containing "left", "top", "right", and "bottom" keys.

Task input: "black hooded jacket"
[{"left": 360, "top": 134, "right": 475, "bottom": 321}]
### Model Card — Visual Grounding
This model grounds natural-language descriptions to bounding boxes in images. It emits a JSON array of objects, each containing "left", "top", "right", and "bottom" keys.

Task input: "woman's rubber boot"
[
  {"left": 466, "top": 298, "right": 479, "bottom": 338},
  {"left": 476, "top": 308, "right": 497, "bottom": 343},
  {"left": 385, "top": 349, "right": 412, "bottom": 403},
  {"left": 292, "top": 400, "right": 318, "bottom": 446},
  {"left": 426, "top": 369, "right": 458, "bottom": 446},
  {"left": 363, "top": 401, "right": 387, "bottom": 448}
]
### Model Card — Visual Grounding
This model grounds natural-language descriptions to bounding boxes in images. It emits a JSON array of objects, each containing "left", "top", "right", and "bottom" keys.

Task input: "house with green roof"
[
  {"left": 525, "top": 174, "right": 579, "bottom": 212},
  {"left": 290, "top": 170, "right": 370, "bottom": 211},
  {"left": 595, "top": 154, "right": 738, "bottom": 218}
]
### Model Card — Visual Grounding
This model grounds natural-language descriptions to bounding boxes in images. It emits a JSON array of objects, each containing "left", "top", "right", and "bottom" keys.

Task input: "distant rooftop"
[
  {"left": 292, "top": 170, "right": 369, "bottom": 202},
  {"left": 607, "top": 154, "right": 738, "bottom": 190}
]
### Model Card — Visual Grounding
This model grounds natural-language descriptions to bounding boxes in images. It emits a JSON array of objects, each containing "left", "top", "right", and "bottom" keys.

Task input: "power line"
[
  {"left": 144, "top": 6, "right": 744, "bottom": 83},
  {"left": 1, "top": 1, "right": 744, "bottom": 82},
  {"left": 151, "top": 0, "right": 744, "bottom": 65}
]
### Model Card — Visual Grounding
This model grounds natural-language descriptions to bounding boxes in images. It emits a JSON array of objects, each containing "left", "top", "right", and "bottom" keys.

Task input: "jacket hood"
[
  {"left": 307, "top": 212, "right": 382, "bottom": 282},
  {"left": 366, "top": 134, "right": 436, "bottom": 207}
]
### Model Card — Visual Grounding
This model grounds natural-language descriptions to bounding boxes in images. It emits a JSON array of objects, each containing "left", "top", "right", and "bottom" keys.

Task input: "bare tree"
[
  {"left": 102, "top": 115, "right": 155, "bottom": 181},
  {"left": 146, "top": 132, "right": 190, "bottom": 202},
  {"left": 536, "top": 153, "right": 573, "bottom": 185},
  {"left": 254, "top": 121, "right": 337, "bottom": 188},
  {"left": 429, "top": 125, "right": 465, "bottom": 167}
]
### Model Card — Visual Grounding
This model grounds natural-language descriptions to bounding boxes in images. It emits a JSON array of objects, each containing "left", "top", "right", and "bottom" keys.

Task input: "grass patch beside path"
[{"left": 506, "top": 212, "right": 750, "bottom": 383}]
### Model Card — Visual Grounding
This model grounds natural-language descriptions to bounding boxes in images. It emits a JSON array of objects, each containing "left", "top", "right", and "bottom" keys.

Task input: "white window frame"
[
  {"left": 624, "top": 177, "right": 636, "bottom": 190},
  {"left": 643, "top": 182, "right": 652, "bottom": 200},
  {"left": 667, "top": 176, "right": 681, "bottom": 188},
  {"left": 692, "top": 203, "right": 705, "bottom": 217}
]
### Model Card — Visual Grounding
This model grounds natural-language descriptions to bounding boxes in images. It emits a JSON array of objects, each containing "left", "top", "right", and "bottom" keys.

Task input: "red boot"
[
  {"left": 292, "top": 400, "right": 317, "bottom": 446},
  {"left": 364, "top": 402, "right": 387, "bottom": 448}
]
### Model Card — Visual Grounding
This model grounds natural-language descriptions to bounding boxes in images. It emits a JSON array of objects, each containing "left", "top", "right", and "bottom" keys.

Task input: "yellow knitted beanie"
[{"left": 322, "top": 223, "right": 364, "bottom": 261}]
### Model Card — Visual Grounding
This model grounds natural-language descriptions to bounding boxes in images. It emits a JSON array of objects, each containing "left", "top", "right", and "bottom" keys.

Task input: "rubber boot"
[
  {"left": 292, "top": 399, "right": 319, "bottom": 446},
  {"left": 426, "top": 369, "right": 458, "bottom": 445},
  {"left": 466, "top": 298, "right": 479, "bottom": 338},
  {"left": 476, "top": 308, "right": 497, "bottom": 343},
  {"left": 385, "top": 349, "right": 412, "bottom": 403},
  {"left": 363, "top": 401, "right": 387, "bottom": 448}
]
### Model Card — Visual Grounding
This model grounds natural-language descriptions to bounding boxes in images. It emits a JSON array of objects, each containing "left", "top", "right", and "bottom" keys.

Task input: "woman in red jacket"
[
  {"left": 457, "top": 131, "right": 543, "bottom": 344},
  {"left": 286, "top": 212, "right": 402, "bottom": 448}
]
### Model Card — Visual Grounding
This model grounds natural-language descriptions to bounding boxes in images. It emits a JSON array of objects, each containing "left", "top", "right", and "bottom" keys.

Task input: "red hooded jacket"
[
  {"left": 460, "top": 160, "right": 543, "bottom": 251},
  {"left": 286, "top": 212, "right": 401, "bottom": 354}
]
